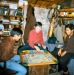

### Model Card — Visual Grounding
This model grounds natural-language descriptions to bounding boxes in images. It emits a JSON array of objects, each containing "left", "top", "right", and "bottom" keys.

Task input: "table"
[{"left": 20, "top": 50, "right": 58, "bottom": 75}]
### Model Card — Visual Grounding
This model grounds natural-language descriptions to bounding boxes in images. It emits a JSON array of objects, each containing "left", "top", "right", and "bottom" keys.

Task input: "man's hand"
[
  {"left": 42, "top": 45, "right": 46, "bottom": 49},
  {"left": 34, "top": 45, "right": 42, "bottom": 53},
  {"left": 13, "top": 46, "right": 19, "bottom": 54},
  {"left": 58, "top": 48, "right": 62, "bottom": 56},
  {"left": 13, "top": 49, "right": 17, "bottom": 54},
  {"left": 61, "top": 51, "right": 67, "bottom": 57}
]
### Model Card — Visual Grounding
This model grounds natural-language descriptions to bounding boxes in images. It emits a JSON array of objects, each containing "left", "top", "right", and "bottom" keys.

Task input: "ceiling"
[
  {"left": 27, "top": 0, "right": 64, "bottom": 8},
  {"left": 27, "top": 0, "right": 73, "bottom": 8},
  {"left": 1, "top": 0, "right": 73, "bottom": 9}
]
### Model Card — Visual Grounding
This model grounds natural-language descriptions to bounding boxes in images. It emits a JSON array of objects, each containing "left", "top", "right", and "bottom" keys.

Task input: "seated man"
[
  {"left": 51, "top": 24, "right": 74, "bottom": 75},
  {"left": 0, "top": 28, "right": 27, "bottom": 75},
  {"left": 18, "top": 22, "right": 46, "bottom": 53}
]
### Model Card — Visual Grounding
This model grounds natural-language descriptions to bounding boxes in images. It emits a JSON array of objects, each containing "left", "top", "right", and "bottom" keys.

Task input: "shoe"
[
  {"left": 63, "top": 72, "right": 70, "bottom": 75},
  {"left": 63, "top": 74, "right": 70, "bottom": 75},
  {"left": 49, "top": 68, "right": 57, "bottom": 74}
]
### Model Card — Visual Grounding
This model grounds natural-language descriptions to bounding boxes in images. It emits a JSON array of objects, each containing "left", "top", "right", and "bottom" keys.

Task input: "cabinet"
[{"left": 0, "top": 2, "right": 24, "bottom": 36}]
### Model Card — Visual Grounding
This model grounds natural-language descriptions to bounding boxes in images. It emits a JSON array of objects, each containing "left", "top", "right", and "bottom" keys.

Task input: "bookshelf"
[
  {"left": 0, "top": 2, "right": 24, "bottom": 36},
  {"left": 0, "top": 1, "right": 24, "bottom": 46}
]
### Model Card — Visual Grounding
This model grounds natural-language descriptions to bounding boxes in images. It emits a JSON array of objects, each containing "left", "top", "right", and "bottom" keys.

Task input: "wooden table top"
[{"left": 20, "top": 50, "right": 58, "bottom": 66}]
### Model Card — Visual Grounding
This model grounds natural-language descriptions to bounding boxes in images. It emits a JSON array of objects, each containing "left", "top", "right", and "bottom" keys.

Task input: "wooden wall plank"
[{"left": 60, "top": 8, "right": 74, "bottom": 12}]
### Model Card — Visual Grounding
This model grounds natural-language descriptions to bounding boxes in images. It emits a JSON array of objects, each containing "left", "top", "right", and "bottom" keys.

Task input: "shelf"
[
  {"left": 0, "top": 14, "right": 23, "bottom": 18},
  {"left": 0, "top": 2, "right": 18, "bottom": 7},
  {"left": 0, "top": 34, "right": 10, "bottom": 37},
  {"left": 58, "top": 16, "right": 74, "bottom": 20},
  {"left": 0, "top": 1, "right": 23, "bottom": 38},
  {"left": 59, "top": 16, "right": 74, "bottom": 18},
  {"left": 0, "top": 3, "right": 23, "bottom": 18},
  {"left": 3, "top": 23, "right": 21, "bottom": 25},
  {"left": 60, "top": 8, "right": 74, "bottom": 12}
]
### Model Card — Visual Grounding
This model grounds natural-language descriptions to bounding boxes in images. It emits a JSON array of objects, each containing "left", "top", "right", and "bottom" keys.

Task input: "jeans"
[
  {"left": 0, "top": 55, "right": 27, "bottom": 75},
  {"left": 58, "top": 53, "right": 73, "bottom": 72}
]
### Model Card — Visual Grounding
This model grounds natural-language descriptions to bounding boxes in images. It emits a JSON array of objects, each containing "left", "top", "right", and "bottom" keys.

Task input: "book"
[
  {"left": 17, "top": 8, "right": 23, "bottom": 16},
  {"left": 10, "top": 9, "right": 15, "bottom": 15},
  {"left": 0, "top": 7, "right": 4, "bottom": 14},
  {"left": 9, "top": 9, "right": 17, "bottom": 16},
  {"left": 3, "top": 6, "right": 9, "bottom": 15}
]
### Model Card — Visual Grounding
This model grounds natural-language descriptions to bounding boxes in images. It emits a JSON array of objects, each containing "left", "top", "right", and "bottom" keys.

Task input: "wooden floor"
[
  {"left": 0, "top": 66, "right": 61, "bottom": 75},
  {"left": 49, "top": 72, "right": 61, "bottom": 75}
]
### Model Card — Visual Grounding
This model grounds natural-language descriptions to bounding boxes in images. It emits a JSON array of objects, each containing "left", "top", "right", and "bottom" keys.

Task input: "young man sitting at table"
[
  {"left": 0, "top": 28, "right": 27, "bottom": 75},
  {"left": 51, "top": 24, "right": 74, "bottom": 75},
  {"left": 18, "top": 22, "right": 46, "bottom": 53}
]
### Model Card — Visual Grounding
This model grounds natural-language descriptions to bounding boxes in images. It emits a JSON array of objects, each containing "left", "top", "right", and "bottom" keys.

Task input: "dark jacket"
[
  {"left": 24, "top": 4, "right": 36, "bottom": 43},
  {"left": 63, "top": 33, "right": 74, "bottom": 54}
]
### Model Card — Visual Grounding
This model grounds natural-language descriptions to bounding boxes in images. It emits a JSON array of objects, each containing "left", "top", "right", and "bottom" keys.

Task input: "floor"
[{"left": 49, "top": 72, "right": 61, "bottom": 75}]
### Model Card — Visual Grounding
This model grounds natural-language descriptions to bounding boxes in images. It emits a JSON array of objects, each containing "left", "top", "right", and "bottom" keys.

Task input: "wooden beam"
[
  {"left": 27, "top": 0, "right": 38, "bottom": 4},
  {"left": 60, "top": 8, "right": 74, "bottom": 12},
  {"left": 39, "top": 0, "right": 54, "bottom": 2},
  {"left": 28, "top": 0, "right": 64, "bottom": 9},
  {"left": 35, "top": 0, "right": 38, "bottom": 4}
]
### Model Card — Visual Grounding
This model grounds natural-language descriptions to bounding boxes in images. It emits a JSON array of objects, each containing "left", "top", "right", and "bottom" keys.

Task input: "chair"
[{"left": 0, "top": 59, "right": 17, "bottom": 75}]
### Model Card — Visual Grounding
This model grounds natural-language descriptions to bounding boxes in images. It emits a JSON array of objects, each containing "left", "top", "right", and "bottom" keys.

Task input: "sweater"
[
  {"left": 0, "top": 37, "right": 15, "bottom": 61},
  {"left": 27, "top": 29, "right": 44, "bottom": 48}
]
